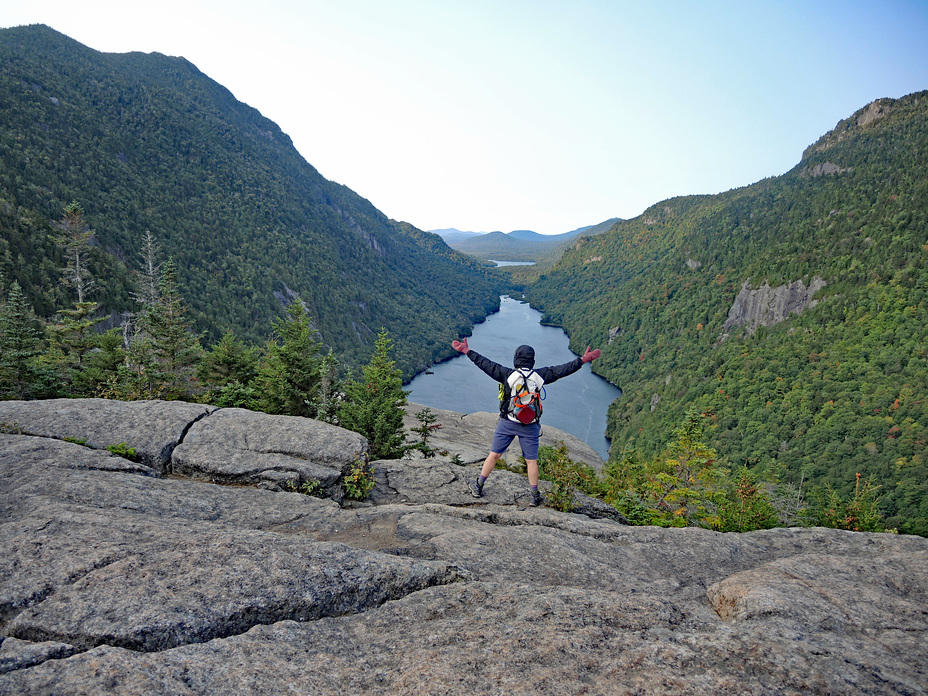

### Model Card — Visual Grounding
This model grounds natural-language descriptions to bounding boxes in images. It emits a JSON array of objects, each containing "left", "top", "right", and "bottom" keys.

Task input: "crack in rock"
[
  {"left": 7, "top": 536, "right": 470, "bottom": 653},
  {"left": 0, "top": 637, "right": 81, "bottom": 675}
]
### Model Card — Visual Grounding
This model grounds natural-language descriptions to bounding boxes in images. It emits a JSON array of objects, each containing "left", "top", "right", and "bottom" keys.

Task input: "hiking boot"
[
  {"left": 470, "top": 479, "right": 484, "bottom": 498},
  {"left": 529, "top": 490, "right": 544, "bottom": 507}
]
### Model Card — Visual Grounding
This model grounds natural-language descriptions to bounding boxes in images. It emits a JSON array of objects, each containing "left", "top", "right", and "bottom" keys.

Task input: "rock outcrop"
[
  {"left": 1, "top": 398, "right": 927, "bottom": 695},
  {"left": 800, "top": 161, "right": 852, "bottom": 178},
  {"left": 719, "top": 276, "right": 826, "bottom": 340}
]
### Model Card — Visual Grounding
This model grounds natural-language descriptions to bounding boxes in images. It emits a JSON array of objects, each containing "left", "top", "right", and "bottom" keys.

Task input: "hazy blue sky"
[{"left": 5, "top": 1, "right": 928, "bottom": 234}]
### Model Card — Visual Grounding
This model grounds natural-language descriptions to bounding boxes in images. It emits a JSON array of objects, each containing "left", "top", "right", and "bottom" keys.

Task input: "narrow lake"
[{"left": 407, "top": 295, "right": 622, "bottom": 460}]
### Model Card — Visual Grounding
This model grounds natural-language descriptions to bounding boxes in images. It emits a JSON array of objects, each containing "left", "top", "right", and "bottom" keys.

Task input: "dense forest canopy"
[
  {"left": 0, "top": 25, "right": 504, "bottom": 378},
  {"left": 528, "top": 92, "right": 928, "bottom": 535}
]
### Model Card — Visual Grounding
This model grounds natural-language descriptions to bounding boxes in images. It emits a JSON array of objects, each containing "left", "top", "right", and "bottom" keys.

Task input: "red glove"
[
  {"left": 452, "top": 337, "right": 470, "bottom": 354},
  {"left": 581, "top": 346, "right": 601, "bottom": 363}
]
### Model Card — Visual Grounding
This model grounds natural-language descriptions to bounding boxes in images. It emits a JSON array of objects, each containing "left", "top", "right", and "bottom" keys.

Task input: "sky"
[{"left": 3, "top": 1, "right": 928, "bottom": 235}]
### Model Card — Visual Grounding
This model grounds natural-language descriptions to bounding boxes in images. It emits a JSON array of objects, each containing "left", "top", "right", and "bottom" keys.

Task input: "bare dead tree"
[
  {"left": 131, "top": 230, "right": 162, "bottom": 311},
  {"left": 55, "top": 202, "right": 97, "bottom": 303}
]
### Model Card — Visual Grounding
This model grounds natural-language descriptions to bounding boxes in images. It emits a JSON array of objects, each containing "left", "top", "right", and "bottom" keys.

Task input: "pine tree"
[
  {"left": 118, "top": 325, "right": 158, "bottom": 400},
  {"left": 0, "top": 281, "right": 46, "bottom": 398},
  {"left": 140, "top": 258, "right": 202, "bottom": 400},
  {"left": 314, "top": 350, "right": 341, "bottom": 424},
  {"left": 116, "top": 231, "right": 163, "bottom": 400},
  {"left": 198, "top": 330, "right": 259, "bottom": 408},
  {"left": 339, "top": 329, "right": 408, "bottom": 459},
  {"left": 45, "top": 301, "right": 101, "bottom": 396},
  {"left": 718, "top": 467, "right": 779, "bottom": 532},
  {"left": 131, "top": 230, "right": 161, "bottom": 310},
  {"left": 82, "top": 327, "right": 127, "bottom": 396},
  {"left": 254, "top": 301, "right": 324, "bottom": 417}
]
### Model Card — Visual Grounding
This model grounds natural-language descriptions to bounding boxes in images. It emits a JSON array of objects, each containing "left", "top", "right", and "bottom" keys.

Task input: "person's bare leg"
[
  {"left": 525, "top": 459, "right": 539, "bottom": 486},
  {"left": 481, "top": 451, "right": 502, "bottom": 479}
]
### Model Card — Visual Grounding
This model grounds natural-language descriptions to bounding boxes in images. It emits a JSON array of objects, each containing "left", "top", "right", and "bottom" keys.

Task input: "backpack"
[{"left": 502, "top": 368, "right": 545, "bottom": 424}]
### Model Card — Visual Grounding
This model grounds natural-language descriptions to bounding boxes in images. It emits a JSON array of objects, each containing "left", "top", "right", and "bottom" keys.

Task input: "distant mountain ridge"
[
  {"left": 0, "top": 25, "right": 503, "bottom": 376},
  {"left": 436, "top": 218, "right": 620, "bottom": 263},
  {"left": 429, "top": 228, "right": 485, "bottom": 245}
]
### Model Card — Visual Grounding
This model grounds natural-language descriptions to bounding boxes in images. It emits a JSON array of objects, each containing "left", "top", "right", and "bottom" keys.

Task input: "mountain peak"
[{"left": 802, "top": 91, "right": 926, "bottom": 160}]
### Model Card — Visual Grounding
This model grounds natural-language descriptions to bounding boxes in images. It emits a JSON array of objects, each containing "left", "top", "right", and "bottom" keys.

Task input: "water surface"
[{"left": 407, "top": 296, "right": 622, "bottom": 459}]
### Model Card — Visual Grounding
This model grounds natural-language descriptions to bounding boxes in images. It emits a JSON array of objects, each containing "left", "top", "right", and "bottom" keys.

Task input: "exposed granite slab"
[{"left": 1, "top": 400, "right": 926, "bottom": 695}]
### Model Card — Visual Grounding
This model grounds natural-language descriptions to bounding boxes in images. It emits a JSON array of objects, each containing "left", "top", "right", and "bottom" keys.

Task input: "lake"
[{"left": 406, "top": 295, "right": 622, "bottom": 460}]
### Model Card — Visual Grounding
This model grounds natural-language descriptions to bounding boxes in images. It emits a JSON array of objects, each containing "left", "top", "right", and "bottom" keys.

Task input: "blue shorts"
[{"left": 491, "top": 418, "right": 541, "bottom": 461}]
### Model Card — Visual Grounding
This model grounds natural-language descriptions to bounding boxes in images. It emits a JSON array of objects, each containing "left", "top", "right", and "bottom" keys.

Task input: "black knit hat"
[{"left": 513, "top": 345, "right": 535, "bottom": 368}]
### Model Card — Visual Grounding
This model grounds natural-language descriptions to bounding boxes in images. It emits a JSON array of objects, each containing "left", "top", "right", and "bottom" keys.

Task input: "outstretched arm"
[
  {"left": 538, "top": 346, "right": 601, "bottom": 384},
  {"left": 451, "top": 337, "right": 509, "bottom": 382}
]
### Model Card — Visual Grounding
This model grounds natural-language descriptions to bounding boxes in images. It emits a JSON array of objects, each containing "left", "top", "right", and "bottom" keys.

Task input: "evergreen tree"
[
  {"left": 198, "top": 330, "right": 259, "bottom": 408},
  {"left": 45, "top": 301, "right": 101, "bottom": 396},
  {"left": 82, "top": 328, "right": 127, "bottom": 397},
  {"left": 717, "top": 467, "right": 779, "bottom": 532},
  {"left": 44, "top": 202, "right": 107, "bottom": 395},
  {"left": 131, "top": 230, "right": 161, "bottom": 310},
  {"left": 0, "top": 281, "right": 46, "bottom": 398},
  {"left": 254, "top": 301, "right": 324, "bottom": 418},
  {"left": 339, "top": 329, "right": 408, "bottom": 459},
  {"left": 803, "top": 473, "right": 885, "bottom": 532},
  {"left": 314, "top": 350, "right": 341, "bottom": 424},
  {"left": 140, "top": 258, "right": 202, "bottom": 400},
  {"left": 115, "top": 231, "right": 164, "bottom": 400},
  {"left": 119, "top": 322, "right": 158, "bottom": 400},
  {"left": 603, "top": 408, "right": 728, "bottom": 528}
]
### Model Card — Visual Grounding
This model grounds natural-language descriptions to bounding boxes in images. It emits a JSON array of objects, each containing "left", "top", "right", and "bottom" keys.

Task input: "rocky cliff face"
[
  {"left": 719, "top": 276, "right": 827, "bottom": 341},
  {"left": 1, "top": 399, "right": 926, "bottom": 695}
]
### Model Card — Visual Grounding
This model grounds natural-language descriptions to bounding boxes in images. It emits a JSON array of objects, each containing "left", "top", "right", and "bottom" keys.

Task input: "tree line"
[
  {"left": 536, "top": 407, "right": 886, "bottom": 534},
  {"left": 0, "top": 204, "right": 409, "bottom": 460}
]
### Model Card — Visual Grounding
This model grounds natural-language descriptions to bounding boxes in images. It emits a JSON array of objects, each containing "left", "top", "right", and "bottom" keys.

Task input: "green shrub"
[
  {"left": 407, "top": 407, "right": 441, "bottom": 458},
  {"left": 538, "top": 442, "right": 585, "bottom": 512},
  {"left": 344, "top": 458, "right": 375, "bottom": 500},
  {"left": 603, "top": 408, "right": 727, "bottom": 527},
  {"left": 285, "top": 479, "right": 322, "bottom": 496},
  {"left": 803, "top": 473, "right": 885, "bottom": 532},
  {"left": 717, "top": 467, "right": 779, "bottom": 532}
]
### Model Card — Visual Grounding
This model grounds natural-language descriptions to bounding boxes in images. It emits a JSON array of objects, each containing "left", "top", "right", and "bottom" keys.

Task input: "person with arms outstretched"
[{"left": 450, "top": 338, "right": 601, "bottom": 507}]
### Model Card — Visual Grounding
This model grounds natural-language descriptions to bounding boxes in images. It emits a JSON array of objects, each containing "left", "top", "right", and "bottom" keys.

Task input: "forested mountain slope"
[
  {"left": 528, "top": 92, "right": 928, "bottom": 535},
  {"left": 0, "top": 25, "right": 502, "bottom": 377}
]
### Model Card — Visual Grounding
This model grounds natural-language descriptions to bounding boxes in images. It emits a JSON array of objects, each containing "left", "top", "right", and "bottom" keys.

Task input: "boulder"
[
  {"left": 171, "top": 407, "right": 369, "bottom": 499},
  {"left": 370, "top": 458, "right": 623, "bottom": 520},
  {"left": 707, "top": 551, "right": 928, "bottom": 629}
]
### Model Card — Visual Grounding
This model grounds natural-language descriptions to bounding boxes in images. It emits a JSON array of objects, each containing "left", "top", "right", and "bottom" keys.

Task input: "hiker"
[{"left": 450, "top": 338, "right": 601, "bottom": 506}]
